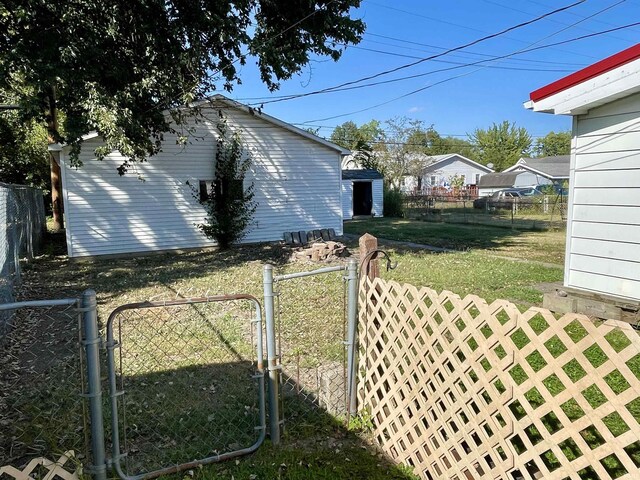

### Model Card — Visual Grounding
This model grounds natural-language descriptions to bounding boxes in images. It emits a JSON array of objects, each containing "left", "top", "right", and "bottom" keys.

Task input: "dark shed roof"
[
  {"left": 342, "top": 169, "right": 384, "bottom": 180},
  {"left": 517, "top": 155, "right": 570, "bottom": 178},
  {"left": 478, "top": 172, "right": 521, "bottom": 188}
]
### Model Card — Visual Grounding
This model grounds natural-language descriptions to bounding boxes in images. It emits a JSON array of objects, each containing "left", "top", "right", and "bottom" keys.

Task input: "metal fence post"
[
  {"left": 345, "top": 259, "right": 359, "bottom": 417},
  {"left": 82, "top": 289, "right": 107, "bottom": 480},
  {"left": 263, "top": 265, "right": 281, "bottom": 445}
]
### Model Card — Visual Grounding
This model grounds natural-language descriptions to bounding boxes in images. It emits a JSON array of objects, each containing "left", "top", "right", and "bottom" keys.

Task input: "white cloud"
[{"left": 408, "top": 106, "right": 424, "bottom": 113}]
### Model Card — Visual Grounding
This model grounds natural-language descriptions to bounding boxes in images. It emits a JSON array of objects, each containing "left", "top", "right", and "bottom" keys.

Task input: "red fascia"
[{"left": 530, "top": 43, "right": 640, "bottom": 102}]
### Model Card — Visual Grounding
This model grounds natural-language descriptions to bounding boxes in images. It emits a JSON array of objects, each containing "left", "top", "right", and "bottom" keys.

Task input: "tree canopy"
[
  {"left": 470, "top": 121, "right": 532, "bottom": 171},
  {"left": 533, "top": 131, "right": 571, "bottom": 157},
  {"left": 1, "top": 0, "right": 365, "bottom": 170}
]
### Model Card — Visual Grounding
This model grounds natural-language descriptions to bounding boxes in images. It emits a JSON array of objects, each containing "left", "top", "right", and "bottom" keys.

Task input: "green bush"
[{"left": 384, "top": 187, "right": 404, "bottom": 217}]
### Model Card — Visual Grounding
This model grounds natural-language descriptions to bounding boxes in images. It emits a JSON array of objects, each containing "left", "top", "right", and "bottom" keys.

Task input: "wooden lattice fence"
[{"left": 358, "top": 277, "right": 640, "bottom": 480}]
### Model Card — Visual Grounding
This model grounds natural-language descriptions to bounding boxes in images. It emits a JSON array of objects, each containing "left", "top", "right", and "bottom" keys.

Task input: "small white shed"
[
  {"left": 342, "top": 169, "right": 384, "bottom": 219},
  {"left": 526, "top": 43, "right": 640, "bottom": 310},
  {"left": 50, "top": 95, "right": 349, "bottom": 257}
]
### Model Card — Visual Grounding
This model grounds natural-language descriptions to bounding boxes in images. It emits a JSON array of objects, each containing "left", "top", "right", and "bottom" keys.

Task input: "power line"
[
  {"left": 298, "top": 7, "right": 636, "bottom": 123},
  {"left": 237, "top": 19, "right": 638, "bottom": 106},
  {"left": 363, "top": 32, "right": 589, "bottom": 67},
  {"left": 365, "top": 0, "right": 599, "bottom": 60},
  {"left": 245, "top": 0, "right": 588, "bottom": 106},
  {"left": 344, "top": 45, "right": 577, "bottom": 72}
]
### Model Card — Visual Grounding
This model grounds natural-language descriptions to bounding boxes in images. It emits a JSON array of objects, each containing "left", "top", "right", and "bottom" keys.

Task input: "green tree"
[
  {"left": 193, "top": 120, "right": 257, "bottom": 249},
  {"left": 534, "top": 131, "right": 571, "bottom": 157},
  {"left": 470, "top": 121, "right": 532, "bottom": 171},
  {"left": 0, "top": 112, "right": 50, "bottom": 195},
  {"left": 1, "top": 0, "right": 365, "bottom": 228},
  {"left": 330, "top": 120, "right": 382, "bottom": 150},
  {"left": 378, "top": 117, "right": 427, "bottom": 188}
]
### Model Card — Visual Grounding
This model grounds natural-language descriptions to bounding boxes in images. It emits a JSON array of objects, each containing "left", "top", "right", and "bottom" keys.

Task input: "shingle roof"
[
  {"left": 478, "top": 172, "right": 521, "bottom": 188},
  {"left": 517, "top": 155, "right": 570, "bottom": 178},
  {"left": 342, "top": 169, "right": 384, "bottom": 180}
]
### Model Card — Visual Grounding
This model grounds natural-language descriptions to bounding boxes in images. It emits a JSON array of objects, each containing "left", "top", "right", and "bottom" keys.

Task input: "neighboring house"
[
  {"left": 342, "top": 169, "right": 384, "bottom": 219},
  {"left": 503, "top": 155, "right": 570, "bottom": 185},
  {"left": 401, "top": 154, "right": 493, "bottom": 193},
  {"left": 477, "top": 171, "right": 548, "bottom": 196},
  {"left": 49, "top": 95, "right": 349, "bottom": 258},
  {"left": 526, "top": 43, "right": 640, "bottom": 308}
]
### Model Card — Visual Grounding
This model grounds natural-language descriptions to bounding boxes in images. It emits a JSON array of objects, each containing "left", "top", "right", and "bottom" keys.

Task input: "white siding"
[
  {"left": 62, "top": 106, "right": 343, "bottom": 257},
  {"left": 372, "top": 179, "right": 384, "bottom": 217},
  {"left": 342, "top": 180, "right": 353, "bottom": 219},
  {"left": 566, "top": 91, "right": 640, "bottom": 300},
  {"left": 422, "top": 156, "right": 489, "bottom": 186}
]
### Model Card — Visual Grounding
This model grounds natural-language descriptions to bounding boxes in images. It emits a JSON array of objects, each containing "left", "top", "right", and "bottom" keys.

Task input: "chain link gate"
[
  {"left": 262, "top": 260, "right": 358, "bottom": 442},
  {"left": 105, "top": 294, "right": 266, "bottom": 480},
  {"left": 0, "top": 293, "right": 99, "bottom": 477}
]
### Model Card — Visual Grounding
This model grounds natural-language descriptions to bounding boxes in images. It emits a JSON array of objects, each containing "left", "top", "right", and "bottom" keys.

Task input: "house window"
[
  {"left": 198, "top": 178, "right": 244, "bottom": 203},
  {"left": 430, "top": 175, "right": 437, "bottom": 186},
  {"left": 475, "top": 174, "right": 481, "bottom": 184},
  {"left": 199, "top": 180, "right": 213, "bottom": 202},
  {"left": 460, "top": 174, "right": 466, "bottom": 184}
]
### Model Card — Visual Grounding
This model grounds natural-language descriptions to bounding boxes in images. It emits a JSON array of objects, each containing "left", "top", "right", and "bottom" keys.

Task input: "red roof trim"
[{"left": 530, "top": 43, "right": 640, "bottom": 102}]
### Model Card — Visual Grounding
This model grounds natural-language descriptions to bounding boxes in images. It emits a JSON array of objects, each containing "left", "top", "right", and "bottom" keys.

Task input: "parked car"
[
  {"left": 514, "top": 186, "right": 545, "bottom": 197},
  {"left": 473, "top": 189, "right": 524, "bottom": 209}
]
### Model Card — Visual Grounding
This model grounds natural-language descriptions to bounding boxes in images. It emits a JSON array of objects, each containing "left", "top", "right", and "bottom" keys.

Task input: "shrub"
[
  {"left": 191, "top": 119, "right": 257, "bottom": 249},
  {"left": 384, "top": 186, "right": 404, "bottom": 217}
]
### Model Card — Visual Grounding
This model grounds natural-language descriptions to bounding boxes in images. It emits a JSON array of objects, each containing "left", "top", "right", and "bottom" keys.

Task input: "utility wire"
[
  {"left": 246, "top": 0, "right": 588, "bottom": 106},
  {"left": 363, "top": 32, "right": 589, "bottom": 67},
  {"left": 299, "top": 2, "right": 630, "bottom": 123}
]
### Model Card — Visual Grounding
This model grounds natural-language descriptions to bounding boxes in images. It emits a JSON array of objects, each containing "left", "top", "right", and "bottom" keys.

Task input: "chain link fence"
[
  {"left": 0, "top": 300, "right": 88, "bottom": 468},
  {"left": 0, "top": 183, "right": 46, "bottom": 334},
  {"left": 404, "top": 194, "right": 568, "bottom": 230},
  {"left": 274, "top": 267, "right": 350, "bottom": 436},
  {"left": 106, "top": 297, "right": 265, "bottom": 478}
]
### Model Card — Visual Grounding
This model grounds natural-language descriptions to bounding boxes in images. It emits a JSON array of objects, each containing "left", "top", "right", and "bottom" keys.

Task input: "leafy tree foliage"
[
  {"left": 470, "top": 121, "right": 532, "bottom": 171},
  {"left": 1, "top": 0, "right": 365, "bottom": 169},
  {"left": 406, "top": 127, "right": 477, "bottom": 159},
  {"left": 534, "top": 131, "right": 571, "bottom": 157},
  {"left": 193, "top": 120, "right": 257, "bottom": 249},
  {"left": 377, "top": 117, "right": 428, "bottom": 188},
  {"left": 0, "top": 111, "right": 50, "bottom": 195},
  {"left": 331, "top": 120, "right": 384, "bottom": 171}
]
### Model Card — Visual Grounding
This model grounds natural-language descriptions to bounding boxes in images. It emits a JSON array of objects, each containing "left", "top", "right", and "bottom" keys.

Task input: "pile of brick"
[{"left": 293, "top": 241, "right": 349, "bottom": 262}]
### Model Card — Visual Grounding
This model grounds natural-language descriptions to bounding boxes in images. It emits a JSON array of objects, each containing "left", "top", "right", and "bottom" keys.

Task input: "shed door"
[{"left": 353, "top": 181, "right": 373, "bottom": 216}]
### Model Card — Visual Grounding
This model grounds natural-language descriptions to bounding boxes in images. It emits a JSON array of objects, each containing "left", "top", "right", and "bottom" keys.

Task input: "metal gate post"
[
  {"left": 263, "top": 265, "right": 281, "bottom": 445},
  {"left": 345, "top": 259, "right": 359, "bottom": 417},
  {"left": 81, "top": 289, "right": 107, "bottom": 480}
]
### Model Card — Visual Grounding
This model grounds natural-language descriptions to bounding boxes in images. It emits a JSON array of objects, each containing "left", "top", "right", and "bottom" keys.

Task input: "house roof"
[
  {"left": 342, "top": 169, "right": 383, "bottom": 180},
  {"left": 525, "top": 43, "right": 640, "bottom": 115},
  {"left": 410, "top": 153, "right": 494, "bottom": 173},
  {"left": 503, "top": 155, "right": 570, "bottom": 179},
  {"left": 477, "top": 172, "right": 521, "bottom": 188},
  {"left": 50, "top": 94, "right": 350, "bottom": 156}
]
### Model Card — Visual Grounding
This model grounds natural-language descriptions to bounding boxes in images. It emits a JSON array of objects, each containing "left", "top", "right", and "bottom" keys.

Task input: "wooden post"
[{"left": 359, "top": 233, "right": 379, "bottom": 280}]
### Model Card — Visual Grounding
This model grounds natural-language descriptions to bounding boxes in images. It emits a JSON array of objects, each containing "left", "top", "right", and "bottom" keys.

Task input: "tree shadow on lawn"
[
  {"left": 20, "top": 231, "right": 297, "bottom": 304},
  {"left": 344, "top": 218, "right": 536, "bottom": 252},
  {"left": 108, "top": 362, "right": 416, "bottom": 480}
]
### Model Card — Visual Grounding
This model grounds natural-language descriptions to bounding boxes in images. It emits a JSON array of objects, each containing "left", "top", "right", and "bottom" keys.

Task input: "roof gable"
[
  {"left": 525, "top": 44, "right": 640, "bottom": 115},
  {"left": 410, "top": 153, "right": 494, "bottom": 173},
  {"left": 503, "top": 155, "right": 570, "bottom": 179},
  {"left": 51, "top": 94, "right": 350, "bottom": 156}
]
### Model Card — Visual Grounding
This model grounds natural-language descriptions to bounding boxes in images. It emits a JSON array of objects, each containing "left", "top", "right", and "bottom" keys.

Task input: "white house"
[
  {"left": 342, "top": 169, "right": 384, "bottom": 219},
  {"left": 526, "top": 43, "right": 640, "bottom": 308},
  {"left": 401, "top": 154, "right": 493, "bottom": 193},
  {"left": 49, "top": 95, "right": 349, "bottom": 257},
  {"left": 503, "top": 155, "right": 570, "bottom": 186}
]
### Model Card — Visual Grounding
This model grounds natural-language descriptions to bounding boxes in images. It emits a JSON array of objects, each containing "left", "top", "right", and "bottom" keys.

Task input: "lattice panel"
[{"left": 358, "top": 278, "right": 640, "bottom": 480}]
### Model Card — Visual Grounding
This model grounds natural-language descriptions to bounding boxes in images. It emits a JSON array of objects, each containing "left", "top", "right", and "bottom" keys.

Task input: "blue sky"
[{"left": 227, "top": 0, "right": 640, "bottom": 143}]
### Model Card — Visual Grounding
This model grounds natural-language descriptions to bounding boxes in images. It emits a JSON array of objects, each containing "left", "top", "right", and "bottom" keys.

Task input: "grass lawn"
[
  {"left": 344, "top": 217, "right": 567, "bottom": 266},
  {"left": 14, "top": 233, "right": 419, "bottom": 480},
  {"left": 5, "top": 223, "right": 585, "bottom": 478}
]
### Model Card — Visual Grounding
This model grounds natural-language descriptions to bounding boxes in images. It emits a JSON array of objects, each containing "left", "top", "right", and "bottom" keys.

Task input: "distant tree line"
[{"left": 331, "top": 118, "right": 571, "bottom": 189}]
